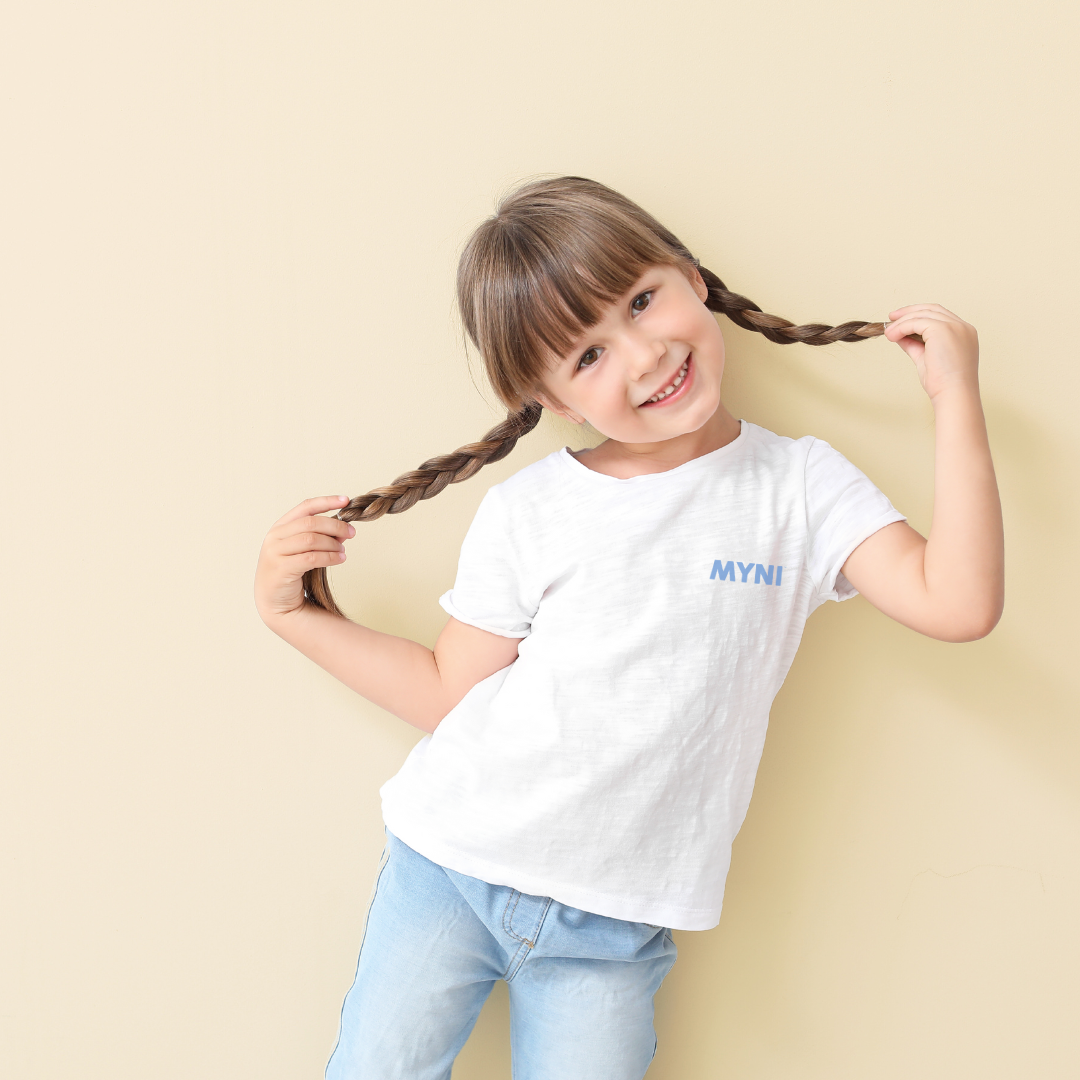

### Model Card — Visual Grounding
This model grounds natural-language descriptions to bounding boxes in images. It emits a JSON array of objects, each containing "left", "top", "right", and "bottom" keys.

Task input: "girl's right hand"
[{"left": 254, "top": 496, "right": 355, "bottom": 620}]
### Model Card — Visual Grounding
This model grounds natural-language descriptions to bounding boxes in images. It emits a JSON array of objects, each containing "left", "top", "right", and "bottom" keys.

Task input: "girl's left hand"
[{"left": 884, "top": 304, "right": 979, "bottom": 402}]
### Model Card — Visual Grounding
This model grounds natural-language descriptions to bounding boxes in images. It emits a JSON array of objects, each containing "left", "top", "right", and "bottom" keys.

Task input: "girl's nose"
[{"left": 625, "top": 331, "right": 665, "bottom": 379}]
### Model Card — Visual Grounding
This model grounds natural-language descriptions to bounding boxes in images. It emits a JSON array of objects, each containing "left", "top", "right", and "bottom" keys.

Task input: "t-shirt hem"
[
  {"left": 382, "top": 809, "right": 722, "bottom": 932},
  {"left": 816, "top": 509, "right": 907, "bottom": 603},
  {"left": 439, "top": 591, "right": 531, "bottom": 638}
]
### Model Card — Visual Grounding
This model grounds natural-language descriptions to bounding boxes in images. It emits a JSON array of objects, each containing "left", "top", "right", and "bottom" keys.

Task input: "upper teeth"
[{"left": 646, "top": 360, "right": 689, "bottom": 403}]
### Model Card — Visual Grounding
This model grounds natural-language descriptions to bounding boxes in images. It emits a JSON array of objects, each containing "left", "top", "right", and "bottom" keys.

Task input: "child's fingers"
[
  {"left": 886, "top": 310, "right": 953, "bottom": 330},
  {"left": 274, "top": 495, "right": 351, "bottom": 527},
  {"left": 280, "top": 549, "right": 347, "bottom": 577},
  {"left": 270, "top": 514, "right": 356, "bottom": 543},
  {"left": 884, "top": 311, "right": 956, "bottom": 340},
  {"left": 274, "top": 530, "right": 349, "bottom": 558}
]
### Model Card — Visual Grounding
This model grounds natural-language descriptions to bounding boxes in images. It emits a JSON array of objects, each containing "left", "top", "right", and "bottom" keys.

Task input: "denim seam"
[
  {"left": 502, "top": 889, "right": 551, "bottom": 946},
  {"left": 496, "top": 890, "right": 527, "bottom": 979},
  {"left": 505, "top": 896, "right": 552, "bottom": 981},
  {"left": 355, "top": 842, "right": 392, "bottom": 968},
  {"left": 323, "top": 836, "right": 391, "bottom": 1078},
  {"left": 501, "top": 940, "right": 530, "bottom": 981},
  {"left": 502, "top": 889, "right": 526, "bottom": 942},
  {"left": 525, "top": 897, "right": 553, "bottom": 950}
]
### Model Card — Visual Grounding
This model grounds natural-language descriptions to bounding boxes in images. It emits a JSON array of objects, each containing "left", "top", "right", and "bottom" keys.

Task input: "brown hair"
[{"left": 304, "top": 176, "right": 884, "bottom": 616}]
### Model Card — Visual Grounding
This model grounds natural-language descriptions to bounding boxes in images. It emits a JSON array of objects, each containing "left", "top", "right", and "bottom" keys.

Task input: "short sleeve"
[
  {"left": 439, "top": 486, "right": 536, "bottom": 638},
  {"left": 805, "top": 440, "right": 907, "bottom": 603}
]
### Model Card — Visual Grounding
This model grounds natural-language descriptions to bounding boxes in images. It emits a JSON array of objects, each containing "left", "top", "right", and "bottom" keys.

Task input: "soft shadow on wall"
[{"left": 644, "top": 320, "right": 1078, "bottom": 1079}]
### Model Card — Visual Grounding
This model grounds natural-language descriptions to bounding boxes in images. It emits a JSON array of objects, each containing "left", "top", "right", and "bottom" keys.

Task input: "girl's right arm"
[{"left": 254, "top": 496, "right": 521, "bottom": 733}]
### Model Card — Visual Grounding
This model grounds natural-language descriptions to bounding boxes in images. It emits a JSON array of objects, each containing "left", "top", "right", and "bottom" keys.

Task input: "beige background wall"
[{"left": 2, "top": 2, "right": 1077, "bottom": 1077}]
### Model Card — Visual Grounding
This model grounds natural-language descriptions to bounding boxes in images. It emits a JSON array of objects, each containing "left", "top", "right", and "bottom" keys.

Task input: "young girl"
[{"left": 255, "top": 177, "right": 1003, "bottom": 1079}]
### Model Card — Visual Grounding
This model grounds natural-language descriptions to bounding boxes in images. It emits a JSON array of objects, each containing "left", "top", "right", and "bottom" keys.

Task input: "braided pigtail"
[
  {"left": 301, "top": 179, "right": 886, "bottom": 618},
  {"left": 697, "top": 265, "right": 885, "bottom": 345},
  {"left": 303, "top": 402, "right": 544, "bottom": 617}
]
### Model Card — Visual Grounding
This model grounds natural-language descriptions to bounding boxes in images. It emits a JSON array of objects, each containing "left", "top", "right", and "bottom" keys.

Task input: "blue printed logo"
[{"left": 710, "top": 560, "right": 783, "bottom": 587}]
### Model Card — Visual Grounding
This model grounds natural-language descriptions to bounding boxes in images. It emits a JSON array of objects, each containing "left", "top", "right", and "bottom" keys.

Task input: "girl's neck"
[{"left": 571, "top": 403, "right": 742, "bottom": 479}]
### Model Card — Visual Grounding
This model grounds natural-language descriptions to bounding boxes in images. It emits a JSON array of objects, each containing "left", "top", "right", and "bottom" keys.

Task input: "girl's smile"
[{"left": 639, "top": 355, "right": 692, "bottom": 407}]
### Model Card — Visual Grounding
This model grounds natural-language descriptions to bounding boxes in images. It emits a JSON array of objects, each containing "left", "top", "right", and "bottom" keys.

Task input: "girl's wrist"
[
  {"left": 257, "top": 595, "right": 314, "bottom": 629},
  {"left": 927, "top": 371, "right": 982, "bottom": 409}
]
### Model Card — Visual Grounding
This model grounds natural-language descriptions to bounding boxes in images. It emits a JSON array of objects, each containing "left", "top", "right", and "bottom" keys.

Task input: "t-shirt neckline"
[{"left": 558, "top": 419, "right": 749, "bottom": 484}]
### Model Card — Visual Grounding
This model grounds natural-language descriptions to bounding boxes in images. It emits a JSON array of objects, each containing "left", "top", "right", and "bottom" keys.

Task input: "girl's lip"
[{"left": 638, "top": 355, "right": 694, "bottom": 408}]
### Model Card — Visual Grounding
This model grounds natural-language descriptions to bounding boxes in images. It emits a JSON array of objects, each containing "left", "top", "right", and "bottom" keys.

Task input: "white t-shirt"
[{"left": 380, "top": 420, "right": 905, "bottom": 930}]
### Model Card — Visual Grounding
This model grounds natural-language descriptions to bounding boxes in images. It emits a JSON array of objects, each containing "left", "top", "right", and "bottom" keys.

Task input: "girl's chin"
[
  {"left": 608, "top": 413, "right": 715, "bottom": 446},
  {"left": 644, "top": 391, "right": 721, "bottom": 431}
]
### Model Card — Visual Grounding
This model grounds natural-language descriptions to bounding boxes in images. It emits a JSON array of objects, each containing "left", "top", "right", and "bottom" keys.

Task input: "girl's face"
[{"left": 535, "top": 264, "right": 727, "bottom": 447}]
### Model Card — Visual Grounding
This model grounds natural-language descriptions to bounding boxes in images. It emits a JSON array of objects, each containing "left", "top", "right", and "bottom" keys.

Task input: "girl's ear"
[
  {"left": 689, "top": 265, "right": 709, "bottom": 303},
  {"left": 533, "top": 392, "right": 586, "bottom": 426}
]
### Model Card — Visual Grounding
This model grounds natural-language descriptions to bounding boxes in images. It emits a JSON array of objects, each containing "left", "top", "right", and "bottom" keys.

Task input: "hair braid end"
[{"left": 301, "top": 402, "right": 544, "bottom": 616}]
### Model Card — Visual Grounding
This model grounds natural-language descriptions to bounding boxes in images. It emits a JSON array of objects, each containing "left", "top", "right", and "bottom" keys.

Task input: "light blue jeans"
[{"left": 325, "top": 831, "right": 678, "bottom": 1080}]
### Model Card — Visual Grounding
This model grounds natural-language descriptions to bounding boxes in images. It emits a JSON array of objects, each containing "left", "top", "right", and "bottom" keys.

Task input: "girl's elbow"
[
  {"left": 939, "top": 598, "right": 1004, "bottom": 642},
  {"left": 974, "top": 588, "right": 1006, "bottom": 639},
  {"left": 405, "top": 692, "right": 458, "bottom": 735}
]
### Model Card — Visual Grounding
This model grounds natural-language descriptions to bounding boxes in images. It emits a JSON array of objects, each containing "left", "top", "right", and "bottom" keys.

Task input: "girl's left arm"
[{"left": 839, "top": 304, "right": 1004, "bottom": 642}]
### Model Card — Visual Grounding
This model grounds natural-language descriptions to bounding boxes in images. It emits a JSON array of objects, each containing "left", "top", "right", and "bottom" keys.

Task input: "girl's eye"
[
  {"left": 577, "top": 348, "right": 601, "bottom": 370},
  {"left": 631, "top": 291, "right": 652, "bottom": 314}
]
